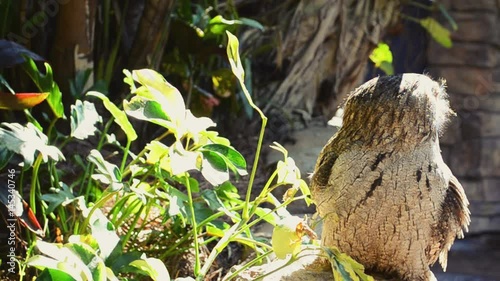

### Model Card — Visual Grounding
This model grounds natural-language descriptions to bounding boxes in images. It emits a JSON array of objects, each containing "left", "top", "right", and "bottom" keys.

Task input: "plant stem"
[
  {"left": 120, "top": 139, "right": 131, "bottom": 174},
  {"left": 29, "top": 154, "right": 43, "bottom": 214},
  {"left": 185, "top": 172, "right": 201, "bottom": 276},
  {"left": 78, "top": 191, "right": 116, "bottom": 234},
  {"left": 122, "top": 204, "right": 145, "bottom": 247}
]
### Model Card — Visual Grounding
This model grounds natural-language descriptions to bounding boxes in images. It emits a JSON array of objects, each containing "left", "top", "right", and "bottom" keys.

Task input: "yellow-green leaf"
[
  {"left": 420, "top": 17, "right": 453, "bottom": 48},
  {"left": 271, "top": 216, "right": 304, "bottom": 259},
  {"left": 88, "top": 91, "right": 137, "bottom": 142},
  {"left": 369, "top": 43, "right": 394, "bottom": 75},
  {"left": 324, "top": 246, "right": 374, "bottom": 281}
]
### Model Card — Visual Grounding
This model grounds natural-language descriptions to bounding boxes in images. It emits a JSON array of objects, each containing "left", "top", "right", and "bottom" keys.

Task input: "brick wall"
[{"left": 427, "top": 0, "right": 500, "bottom": 233}]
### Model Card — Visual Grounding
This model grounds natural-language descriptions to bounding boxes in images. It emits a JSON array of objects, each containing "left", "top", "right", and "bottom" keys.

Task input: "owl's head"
[{"left": 339, "top": 73, "right": 454, "bottom": 147}]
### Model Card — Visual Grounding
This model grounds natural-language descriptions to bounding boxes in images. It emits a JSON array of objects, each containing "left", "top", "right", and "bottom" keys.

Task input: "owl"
[{"left": 310, "top": 74, "right": 470, "bottom": 280}]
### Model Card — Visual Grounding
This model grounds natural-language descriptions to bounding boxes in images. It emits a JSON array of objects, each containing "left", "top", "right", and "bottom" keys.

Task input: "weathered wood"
[{"left": 264, "top": 0, "right": 400, "bottom": 121}]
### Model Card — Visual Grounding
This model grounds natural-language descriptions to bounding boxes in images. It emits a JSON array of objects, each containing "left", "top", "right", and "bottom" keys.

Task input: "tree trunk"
[
  {"left": 126, "top": 0, "right": 176, "bottom": 70},
  {"left": 51, "top": 0, "right": 97, "bottom": 96},
  {"left": 264, "top": 0, "right": 400, "bottom": 125}
]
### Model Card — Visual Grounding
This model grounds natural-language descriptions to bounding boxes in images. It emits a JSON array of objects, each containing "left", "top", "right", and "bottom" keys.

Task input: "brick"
[
  {"left": 440, "top": 118, "right": 461, "bottom": 145},
  {"left": 450, "top": 12, "right": 497, "bottom": 43},
  {"left": 450, "top": 140, "right": 482, "bottom": 177},
  {"left": 483, "top": 179, "right": 500, "bottom": 202},
  {"left": 460, "top": 179, "right": 485, "bottom": 201},
  {"left": 479, "top": 139, "right": 500, "bottom": 177},
  {"left": 468, "top": 216, "right": 500, "bottom": 234},
  {"left": 427, "top": 67, "right": 495, "bottom": 95},
  {"left": 428, "top": 41, "right": 497, "bottom": 68},
  {"left": 455, "top": 111, "right": 500, "bottom": 138},
  {"left": 470, "top": 201, "right": 500, "bottom": 216},
  {"left": 477, "top": 111, "right": 500, "bottom": 137},
  {"left": 449, "top": 139, "right": 500, "bottom": 177},
  {"left": 458, "top": 111, "right": 481, "bottom": 139},
  {"left": 451, "top": 93, "right": 500, "bottom": 113},
  {"left": 450, "top": 0, "right": 499, "bottom": 12}
]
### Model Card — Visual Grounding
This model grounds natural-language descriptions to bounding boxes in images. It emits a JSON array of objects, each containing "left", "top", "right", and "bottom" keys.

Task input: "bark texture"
[
  {"left": 264, "top": 0, "right": 399, "bottom": 120},
  {"left": 310, "top": 74, "right": 470, "bottom": 280}
]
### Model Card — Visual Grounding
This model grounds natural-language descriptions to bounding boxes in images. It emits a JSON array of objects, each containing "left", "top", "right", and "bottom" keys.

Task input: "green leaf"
[
  {"left": 21, "top": 57, "right": 64, "bottom": 118},
  {"left": 201, "top": 189, "right": 239, "bottom": 221},
  {"left": 200, "top": 144, "right": 247, "bottom": 176},
  {"left": 255, "top": 207, "right": 278, "bottom": 226},
  {"left": 90, "top": 215, "right": 120, "bottom": 260},
  {"left": 87, "top": 91, "right": 138, "bottom": 142},
  {"left": 207, "top": 15, "right": 241, "bottom": 35},
  {"left": 420, "top": 17, "right": 453, "bottom": 48},
  {"left": 64, "top": 241, "right": 107, "bottom": 281},
  {"left": 369, "top": 43, "right": 394, "bottom": 75},
  {"left": 226, "top": 31, "right": 245, "bottom": 81},
  {"left": 239, "top": 17, "right": 265, "bottom": 31},
  {"left": 324, "top": 246, "right": 374, "bottom": 281},
  {"left": 41, "top": 183, "right": 77, "bottom": 214},
  {"left": 27, "top": 241, "right": 93, "bottom": 281},
  {"left": 129, "top": 258, "right": 170, "bottom": 281},
  {"left": 0, "top": 122, "right": 65, "bottom": 166},
  {"left": 87, "top": 149, "right": 123, "bottom": 191},
  {"left": 166, "top": 186, "right": 189, "bottom": 219},
  {"left": 131, "top": 69, "right": 185, "bottom": 124},
  {"left": 37, "top": 268, "right": 78, "bottom": 281},
  {"left": 200, "top": 150, "right": 229, "bottom": 185},
  {"left": 70, "top": 100, "right": 102, "bottom": 140},
  {"left": 271, "top": 216, "right": 304, "bottom": 259},
  {"left": 215, "top": 181, "right": 242, "bottom": 206},
  {"left": 123, "top": 96, "right": 172, "bottom": 130}
]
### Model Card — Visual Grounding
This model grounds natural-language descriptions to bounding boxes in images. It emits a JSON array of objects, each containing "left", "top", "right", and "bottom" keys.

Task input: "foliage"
[
  {"left": 323, "top": 247, "right": 374, "bottom": 281},
  {"left": 369, "top": 43, "right": 394, "bottom": 76},
  {"left": 0, "top": 31, "right": 325, "bottom": 280}
]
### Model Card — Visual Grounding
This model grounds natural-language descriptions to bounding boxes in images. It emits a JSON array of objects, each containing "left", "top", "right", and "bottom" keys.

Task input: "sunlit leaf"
[
  {"left": 166, "top": 187, "right": 188, "bottom": 219},
  {"left": 145, "top": 141, "right": 171, "bottom": 173},
  {"left": 255, "top": 207, "right": 278, "bottom": 226},
  {"left": 200, "top": 144, "right": 247, "bottom": 176},
  {"left": 201, "top": 150, "right": 229, "bottom": 185},
  {"left": 183, "top": 110, "right": 216, "bottom": 142},
  {"left": 276, "top": 158, "right": 301, "bottom": 188},
  {"left": 0, "top": 92, "right": 49, "bottom": 110},
  {"left": 0, "top": 122, "right": 64, "bottom": 166},
  {"left": 420, "top": 17, "right": 452, "bottom": 48},
  {"left": 369, "top": 43, "right": 394, "bottom": 75},
  {"left": 226, "top": 31, "right": 245, "bottom": 81},
  {"left": 324, "top": 246, "right": 374, "bottom": 281},
  {"left": 22, "top": 58, "right": 64, "bottom": 118},
  {"left": 87, "top": 149, "right": 123, "bottom": 191},
  {"left": 207, "top": 15, "right": 241, "bottom": 35},
  {"left": 170, "top": 143, "right": 202, "bottom": 175},
  {"left": 87, "top": 91, "right": 138, "bottom": 142},
  {"left": 129, "top": 258, "right": 170, "bottom": 281},
  {"left": 123, "top": 96, "right": 173, "bottom": 130},
  {"left": 90, "top": 216, "right": 120, "bottom": 261},
  {"left": 271, "top": 216, "right": 304, "bottom": 259},
  {"left": 132, "top": 69, "right": 185, "bottom": 124},
  {"left": 70, "top": 100, "right": 102, "bottom": 140}
]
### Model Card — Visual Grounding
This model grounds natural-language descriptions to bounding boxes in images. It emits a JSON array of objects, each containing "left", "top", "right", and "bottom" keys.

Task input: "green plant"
[{"left": 1, "top": 29, "right": 374, "bottom": 281}]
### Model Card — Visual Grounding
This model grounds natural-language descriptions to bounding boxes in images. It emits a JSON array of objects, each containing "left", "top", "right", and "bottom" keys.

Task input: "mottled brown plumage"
[{"left": 311, "top": 74, "right": 470, "bottom": 281}]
